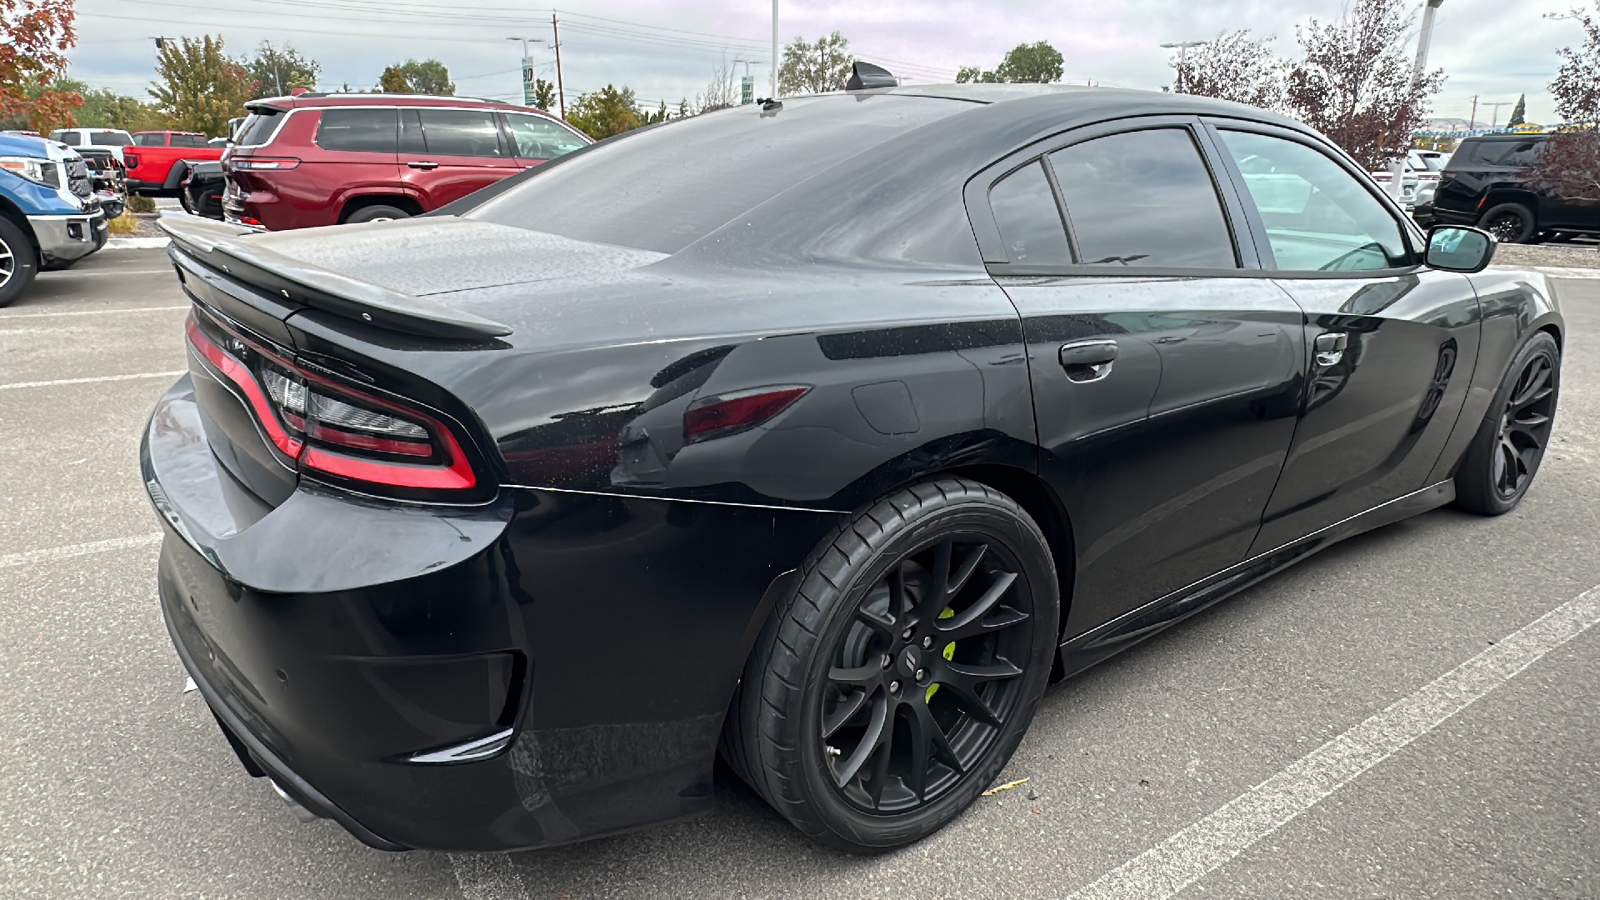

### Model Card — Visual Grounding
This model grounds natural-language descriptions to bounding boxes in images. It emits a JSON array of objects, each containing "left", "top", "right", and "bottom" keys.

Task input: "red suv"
[{"left": 223, "top": 93, "right": 592, "bottom": 231}]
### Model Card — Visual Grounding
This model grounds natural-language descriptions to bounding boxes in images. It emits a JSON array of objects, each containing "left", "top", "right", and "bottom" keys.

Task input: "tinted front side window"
[
  {"left": 134, "top": 133, "right": 165, "bottom": 146},
  {"left": 417, "top": 109, "right": 504, "bottom": 158},
  {"left": 1219, "top": 129, "right": 1412, "bottom": 272},
  {"left": 316, "top": 108, "right": 399, "bottom": 153},
  {"left": 503, "top": 114, "right": 589, "bottom": 160},
  {"left": 989, "top": 162, "right": 1072, "bottom": 266},
  {"left": 1048, "top": 129, "right": 1237, "bottom": 268}
]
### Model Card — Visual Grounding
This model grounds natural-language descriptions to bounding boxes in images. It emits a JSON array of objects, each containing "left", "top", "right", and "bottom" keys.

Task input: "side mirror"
[{"left": 1425, "top": 225, "right": 1495, "bottom": 273}]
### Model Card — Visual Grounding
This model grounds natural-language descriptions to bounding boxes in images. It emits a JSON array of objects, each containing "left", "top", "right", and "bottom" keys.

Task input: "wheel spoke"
[
  {"left": 829, "top": 663, "right": 881, "bottom": 688},
  {"left": 833, "top": 693, "right": 888, "bottom": 788},
  {"left": 823, "top": 688, "right": 873, "bottom": 739},
  {"left": 865, "top": 714, "right": 894, "bottom": 807},
  {"left": 1510, "top": 361, "right": 1551, "bottom": 408},
  {"left": 905, "top": 700, "right": 962, "bottom": 799},
  {"left": 1493, "top": 439, "right": 1512, "bottom": 490},
  {"left": 921, "top": 540, "right": 954, "bottom": 618},
  {"left": 946, "top": 543, "right": 988, "bottom": 599},
  {"left": 856, "top": 604, "right": 896, "bottom": 636},
  {"left": 937, "top": 660, "right": 1021, "bottom": 727},
  {"left": 887, "top": 565, "right": 911, "bottom": 622},
  {"left": 937, "top": 571, "right": 1020, "bottom": 642}
]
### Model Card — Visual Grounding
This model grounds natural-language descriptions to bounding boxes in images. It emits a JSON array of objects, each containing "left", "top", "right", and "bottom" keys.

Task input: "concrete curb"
[{"left": 105, "top": 237, "right": 171, "bottom": 250}]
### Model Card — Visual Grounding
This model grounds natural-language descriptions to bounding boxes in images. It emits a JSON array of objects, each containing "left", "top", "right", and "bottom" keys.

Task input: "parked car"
[
  {"left": 223, "top": 92, "right": 592, "bottom": 230},
  {"left": 47, "top": 127, "right": 135, "bottom": 164},
  {"left": 179, "top": 160, "right": 224, "bottom": 219},
  {"left": 1431, "top": 132, "right": 1600, "bottom": 242},
  {"left": 147, "top": 72, "right": 1561, "bottom": 855},
  {"left": 123, "top": 130, "right": 226, "bottom": 194},
  {"left": 0, "top": 131, "right": 107, "bottom": 305}
]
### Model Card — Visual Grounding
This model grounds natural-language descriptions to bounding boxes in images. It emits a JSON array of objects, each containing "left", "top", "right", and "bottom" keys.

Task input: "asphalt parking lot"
[{"left": 2, "top": 248, "right": 1597, "bottom": 899}]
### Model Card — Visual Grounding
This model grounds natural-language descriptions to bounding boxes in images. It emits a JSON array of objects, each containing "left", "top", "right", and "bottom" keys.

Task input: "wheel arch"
[
  {"left": 1480, "top": 188, "right": 1541, "bottom": 217},
  {"left": 0, "top": 194, "right": 40, "bottom": 262},
  {"left": 336, "top": 192, "right": 424, "bottom": 223}
]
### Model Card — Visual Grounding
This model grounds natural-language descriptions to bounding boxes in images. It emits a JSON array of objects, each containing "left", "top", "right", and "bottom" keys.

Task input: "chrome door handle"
[
  {"left": 407, "top": 161, "right": 440, "bottom": 170},
  {"left": 1314, "top": 332, "right": 1348, "bottom": 367},
  {"left": 1059, "top": 339, "right": 1118, "bottom": 382}
]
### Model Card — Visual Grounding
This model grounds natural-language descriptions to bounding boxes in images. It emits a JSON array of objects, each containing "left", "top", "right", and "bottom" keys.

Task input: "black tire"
[
  {"left": 344, "top": 204, "right": 411, "bottom": 224},
  {"left": 723, "top": 477, "right": 1059, "bottom": 853},
  {"left": 1454, "top": 332, "right": 1560, "bottom": 515},
  {"left": 0, "top": 215, "right": 39, "bottom": 308},
  {"left": 1478, "top": 202, "right": 1537, "bottom": 244}
]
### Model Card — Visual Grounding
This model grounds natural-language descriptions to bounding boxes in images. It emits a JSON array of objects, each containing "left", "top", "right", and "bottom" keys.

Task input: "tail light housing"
[
  {"left": 124, "top": 152, "right": 140, "bottom": 170},
  {"left": 231, "top": 157, "right": 300, "bottom": 171},
  {"left": 185, "top": 313, "right": 483, "bottom": 499}
]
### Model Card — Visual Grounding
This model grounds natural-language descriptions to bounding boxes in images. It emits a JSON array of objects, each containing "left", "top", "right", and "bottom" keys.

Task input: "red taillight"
[
  {"left": 684, "top": 386, "right": 809, "bottom": 443},
  {"left": 185, "top": 313, "right": 478, "bottom": 495}
]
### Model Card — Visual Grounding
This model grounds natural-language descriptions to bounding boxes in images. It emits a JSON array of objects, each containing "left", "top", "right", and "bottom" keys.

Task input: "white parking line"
[
  {"left": 0, "top": 371, "right": 184, "bottom": 390},
  {"left": 1064, "top": 582, "right": 1600, "bottom": 900},
  {"left": 450, "top": 853, "right": 525, "bottom": 900},
  {"left": 0, "top": 305, "right": 187, "bottom": 320},
  {"left": 0, "top": 533, "right": 162, "bottom": 570},
  {"left": 52, "top": 268, "right": 173, "bottom": 277}
]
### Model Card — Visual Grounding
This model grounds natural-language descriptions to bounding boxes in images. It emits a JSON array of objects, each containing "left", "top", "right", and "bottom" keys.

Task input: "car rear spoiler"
[{"left": 159, "top": 215, "right": 513, "bottom": 340}]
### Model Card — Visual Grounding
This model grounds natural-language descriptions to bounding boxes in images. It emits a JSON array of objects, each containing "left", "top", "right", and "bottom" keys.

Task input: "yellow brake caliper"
[{"left": 926, "top": 607, "right": 956, "bottom": 703}]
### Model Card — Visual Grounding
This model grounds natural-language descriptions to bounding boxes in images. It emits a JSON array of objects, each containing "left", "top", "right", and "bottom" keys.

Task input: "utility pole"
[
  {"left": 1469, "top": 95, "right": 1478, "bottom": 130},
  {"left": 551, "top": 12, "right": 565, "bottom": 118},
  {"left": 264, "top": 39, "right": 283, "bottom": 95},
  {"left": 770, "top": 0, "right": 779, "bottom": 97},
  {"left": 1159, "top": 41, "right": 1206, "bottom": 94}
]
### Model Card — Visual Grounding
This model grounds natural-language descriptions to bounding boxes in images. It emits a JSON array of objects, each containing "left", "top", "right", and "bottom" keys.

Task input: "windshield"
[{"left": 466, "top": 95, "right": 964, "bottom": 254}]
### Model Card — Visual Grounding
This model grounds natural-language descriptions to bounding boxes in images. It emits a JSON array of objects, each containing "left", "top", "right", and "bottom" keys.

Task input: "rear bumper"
[{"left": 143, "top": 375, "right": 840, "bottom": 851}]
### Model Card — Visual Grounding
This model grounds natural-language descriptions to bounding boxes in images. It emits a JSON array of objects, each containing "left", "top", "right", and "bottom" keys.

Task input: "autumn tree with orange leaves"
[{"left": 0, "top": 0, "right": 82, "bottom": 132}]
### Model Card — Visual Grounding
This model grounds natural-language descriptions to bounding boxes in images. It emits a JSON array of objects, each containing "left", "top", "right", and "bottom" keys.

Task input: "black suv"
[{"left": 1431, "top": 133, "right": 1599, "bottom": 243}]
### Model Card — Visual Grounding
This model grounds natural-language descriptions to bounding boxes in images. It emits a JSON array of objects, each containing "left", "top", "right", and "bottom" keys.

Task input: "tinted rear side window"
[
  {"left": 316, "top": 108, "right": 399, "bottom": 153},
  {"left": 989, "top": 162, "right": 1072, "bottom": 266},
  {"left": 93, "top": 131, "right": 132, "bottom": 147},
  {"left": 134, "top": 133, "right": 165, "bottom": 146},
  {"left": 1048, "top": 129, "right": 1237, "bottom": 268},
  {"left": 467, "top": 95, "right": 963, "bottom": 253},
  {"left": 417, "top": 109, "right": 504, "bottom": 158},
  {"left": 236, "top": 112, "right": 283, "bottom": 146},
  {"left": 1461, "top": 139, "right": 1544, "bottom": 168},
  {"left": 52, "top": 131, "right": 80, "bottom": 146},
  {"left": 172, "top": 134, "right": 208, "bottom": 148}
]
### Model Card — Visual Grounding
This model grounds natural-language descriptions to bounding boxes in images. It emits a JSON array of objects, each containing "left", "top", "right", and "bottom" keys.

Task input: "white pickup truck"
[{"left": 46, "top": 127, "right": 136, "bottom": 165}]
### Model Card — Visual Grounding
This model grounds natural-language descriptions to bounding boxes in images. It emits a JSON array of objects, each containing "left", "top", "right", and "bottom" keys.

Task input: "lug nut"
[
  {"left": 915, "top": 668, "right": 926, "bottom": 681},
  {"left": 922, "top": 636, "right": 933, "bottom": 649},
  {"left": 881, "top": 654, "right": 892, "bottom": 669},
  {"left": 889, "top": 681, "right": 900, "bottom": 693},
  {"left": 902, "top": 627, "right": 914, "bottom": 640}
]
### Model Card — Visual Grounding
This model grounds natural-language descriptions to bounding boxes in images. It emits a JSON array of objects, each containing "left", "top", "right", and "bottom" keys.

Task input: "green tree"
[
  {"left": 0, "top": 0, "right": 82, "bottom": 132},
  {"left": 239, "top": 41, "right": 320, "bottom": 95},
  {"left": 778, "top": 31, "right": 853, "bottom": 95},
  {"left": 639, "top": 100, "right": 671, "bottom": 125},
  {"left": 1507, "top": 93, "right": 1527, "bottom": 127},
  {"left": 148, "top": 35, "right": 253, "bottom": 136},
  {"left": 378, "top": 58, "right": 454, "bottom": 96},
  {"left": 530, "top": 77, "right": 556, "bottom": 111},
  {"left": 76, "top": 86, "right": 171, "bottom": 130},
  {"left": 957, "top": 41, "right": 1064, "bottom": 84},
  {"left": 565, "top": 84, "right": 639, "bottom": 139}
]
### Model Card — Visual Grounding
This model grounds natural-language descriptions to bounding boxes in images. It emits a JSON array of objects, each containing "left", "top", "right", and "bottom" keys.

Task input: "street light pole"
[
  {"left": 1389, "top": 0, "right": 1445, "bottom": 198},
  {"left": 506, "top": 36, "right": 545, "bottom": 107},
  {"left": 1158, "top": 41, "right": 1206, "bottom": 94},
  {"left": 771, "top": 0, "right": 779, "bottom": 97}
]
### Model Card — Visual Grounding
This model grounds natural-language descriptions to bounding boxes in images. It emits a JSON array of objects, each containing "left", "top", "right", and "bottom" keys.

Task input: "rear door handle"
[
  {"left": 407, "top": 160, "right": 440, "bottom": 170},
  {"left": 1314, "top": 332, "right": 1349, "bottom": 367},
  {"left": 1059, "top": 339, "right": 1118, "bottom": 382}
]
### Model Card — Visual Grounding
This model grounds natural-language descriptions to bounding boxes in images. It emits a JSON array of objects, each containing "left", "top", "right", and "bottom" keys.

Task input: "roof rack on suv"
[{"left": 264, "top": 92, "right": 508, "bottom": 105}]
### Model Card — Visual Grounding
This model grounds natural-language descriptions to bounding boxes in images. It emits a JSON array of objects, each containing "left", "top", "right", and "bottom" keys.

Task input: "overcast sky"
[{"left": 69, "top": 0, "right": 1587, "bottom": 127}]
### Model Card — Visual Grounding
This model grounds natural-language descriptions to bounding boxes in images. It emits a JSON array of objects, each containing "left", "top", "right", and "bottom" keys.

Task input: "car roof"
[
  {"left": 1461, "top": 133, "right": 1547, "bottom": 142},
  {"left": 250, "top": 92, "right": 549, "bottom": 115}
]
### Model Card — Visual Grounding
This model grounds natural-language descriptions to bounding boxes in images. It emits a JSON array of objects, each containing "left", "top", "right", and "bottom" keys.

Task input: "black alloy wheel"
[
  {"left": 722, "top": 478, "right": 1058, "bottom": 853},
  {"left": 1455, "top": 332, "right": 1561, "bottom": 515},
  {"left": 822, "top": 535, "right": 1032, "bottom": 813},
  {"left": 1478, "top": 202, "right": 1536, "bottom": 244},
  {"left": 0, "top": 215, "right": 38, "bottom": 308}
]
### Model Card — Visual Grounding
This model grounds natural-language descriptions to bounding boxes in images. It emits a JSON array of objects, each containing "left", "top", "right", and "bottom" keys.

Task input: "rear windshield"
[
  {"left": 466, "top": 95, "right": 964, "bottom": 254},
  {"left": 236, "top": 111, "right": 284, "bottom": 146}
]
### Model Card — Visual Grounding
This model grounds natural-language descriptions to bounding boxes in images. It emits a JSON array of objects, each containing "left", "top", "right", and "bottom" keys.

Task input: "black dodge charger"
[{"left": 144, "top": 69, "right": 1564, "bottom": 854}]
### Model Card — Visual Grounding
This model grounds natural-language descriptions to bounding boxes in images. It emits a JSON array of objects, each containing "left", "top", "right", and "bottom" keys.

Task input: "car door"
[
  {"left": 1205, "top": 121, "right": 1482, "bottom": 555},
  {"left": 399, "top": 107, "right": 519, "bottom": 209},
  {"left": 500, "top": 111, "right": 590, "bottom": 170},
  {"left": 969, "top": 118, "right": 1305, "bottom": 636}
]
